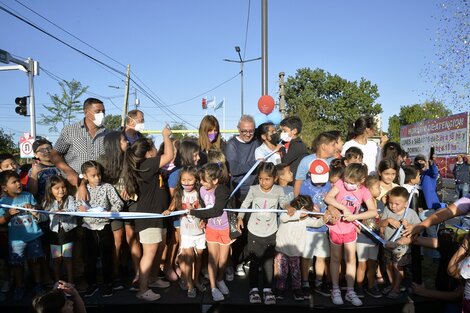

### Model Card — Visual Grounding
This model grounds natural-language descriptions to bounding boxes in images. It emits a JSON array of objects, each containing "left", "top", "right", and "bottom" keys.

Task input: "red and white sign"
[
  {"left": 400, "top": 112, "right": 469, "bottom": 157},
  {"left": 19, "top": 133, "right": 34, "bottom": 159}
]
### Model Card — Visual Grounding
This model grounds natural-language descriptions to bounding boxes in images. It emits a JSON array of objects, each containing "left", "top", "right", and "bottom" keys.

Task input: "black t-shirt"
[{"left": 129, "top": 156, "right": 168, "bottom": 232}]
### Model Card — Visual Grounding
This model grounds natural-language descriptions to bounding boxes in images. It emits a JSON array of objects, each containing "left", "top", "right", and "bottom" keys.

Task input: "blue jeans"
[{"left": 456, "top": 183, "right": 469, "bottom": 199}]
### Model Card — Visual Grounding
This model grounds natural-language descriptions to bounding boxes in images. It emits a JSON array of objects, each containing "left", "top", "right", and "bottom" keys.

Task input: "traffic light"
[{"left": 15, "top": 96, "right": 27, "bottom": 116}]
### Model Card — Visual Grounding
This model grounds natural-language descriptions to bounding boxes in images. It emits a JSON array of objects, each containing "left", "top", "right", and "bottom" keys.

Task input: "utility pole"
[
  {"left": 223, "top": 47, "right": 261, "bottom": 116},
  {"left": 121, "top": 65, "right": 131, "bottom": 128},
  {"left": 279, "top": 72, "right": 286, "bottom": 118},
  {"left": 261, "top": 0, "right": 268, "bottom": 95}
]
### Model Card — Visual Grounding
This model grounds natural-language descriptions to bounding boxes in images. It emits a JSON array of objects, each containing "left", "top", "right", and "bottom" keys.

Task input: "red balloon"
[{"left": 257, "top": 95, "right": 275, "bottom": 115}]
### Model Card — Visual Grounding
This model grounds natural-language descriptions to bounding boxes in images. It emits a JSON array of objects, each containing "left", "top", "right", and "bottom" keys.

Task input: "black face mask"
[
  {"left": 269, "top": 133, "right": 281, "bottom": 145},
  {"left": 415, "top": 162, "right": 426, "bottom": 169}
]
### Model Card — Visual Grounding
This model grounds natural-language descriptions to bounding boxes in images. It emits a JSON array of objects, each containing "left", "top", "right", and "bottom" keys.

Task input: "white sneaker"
[
  {"left": 235, "top": 264, "right": 246, "bottom": 277},
  {"left": 345, "top": 291, "right": 363, "bottom": 306},
  {"left": 331, "top": 288, "right": 343, "bottom": 305},
  {"left": 211, "top": 288, "right": 224, "bottom": 301},
  {"left": 216, "top": 280, "right": 229, "bottom": 295}
]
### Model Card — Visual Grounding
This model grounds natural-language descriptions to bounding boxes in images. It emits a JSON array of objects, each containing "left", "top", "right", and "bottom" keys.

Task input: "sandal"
[{"left": 136, "top": 289, "right": 161, "bottom": 301}]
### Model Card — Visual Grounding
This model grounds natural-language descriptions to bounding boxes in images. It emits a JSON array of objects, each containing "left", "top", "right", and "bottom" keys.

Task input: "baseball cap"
[{"left": 308, "top": 159, "right": 329, "bottom": 184}]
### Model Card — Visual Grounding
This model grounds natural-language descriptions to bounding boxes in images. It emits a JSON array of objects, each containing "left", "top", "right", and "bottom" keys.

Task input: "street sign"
[
  {"left": 0, "top": 49, "right": 10, "bottom": 64},
  {"left": 19, "top": 133, "right": 34, "bottom": 159}
]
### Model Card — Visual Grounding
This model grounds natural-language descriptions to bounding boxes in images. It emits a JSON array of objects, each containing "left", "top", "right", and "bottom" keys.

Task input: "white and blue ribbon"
[{"left": 229, "top": 148, "right": 280, "bottom": 199}]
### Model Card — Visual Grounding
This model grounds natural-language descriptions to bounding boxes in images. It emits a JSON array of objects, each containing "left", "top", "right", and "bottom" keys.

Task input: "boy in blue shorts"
[{"left": 0, "top": 170, "right": 44, "bottom": 300}]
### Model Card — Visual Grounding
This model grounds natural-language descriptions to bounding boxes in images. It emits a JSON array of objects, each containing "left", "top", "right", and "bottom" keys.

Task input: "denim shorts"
[{"left": 9, "top": 237, "right": 44, "bottom": 264}]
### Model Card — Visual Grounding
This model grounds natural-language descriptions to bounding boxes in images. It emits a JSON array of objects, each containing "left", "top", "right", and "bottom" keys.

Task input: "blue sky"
[{"left": 0, "top": 0, "right": 450, "bottom": 145}]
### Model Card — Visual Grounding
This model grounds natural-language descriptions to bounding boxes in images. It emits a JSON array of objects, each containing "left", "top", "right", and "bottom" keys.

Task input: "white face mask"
[
  {"left": 134, "top": 123, "right": 145, "bottom": 132},
  {"left": 93, "top": 112, "right": 105, "bottom": 127},
  {"left": 344, "top": 181, "right": 359, "bottom": 191},
  {"left": 280, "top": 132, "right": 292, "bottom": 142}
]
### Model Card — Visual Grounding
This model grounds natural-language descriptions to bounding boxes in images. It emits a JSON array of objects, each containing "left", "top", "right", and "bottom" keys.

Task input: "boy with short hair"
[
  {"left": 344, "top": 147, "right": 364, "bottom": 166},
  {"left": 380, "top": 186, "right": 420, "bottom": 299},
  {"left": 279, "top": 116, "right": 309, "bottom": 178},
  {"left": 276, "top": 163, "right": 294, "bottom": 203},
  {"left": 299, "top": 158, "right": 332, "bottom": 298},
  {"left": 0, "top": 153, "right": 18, "bottom": 173},
  {"left": 0, "top": 170, "right": 44, "bottom": 300},
  {"left": 28, "top": 138, "right": 61, "bottom": 201}
]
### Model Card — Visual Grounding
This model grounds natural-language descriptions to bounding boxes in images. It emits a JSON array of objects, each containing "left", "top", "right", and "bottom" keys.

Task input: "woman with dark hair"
[
  {"left": 453, "top": 155, "right": 470, "bottom": 198},
  {"left": 121, "top": 128, "right": 174, "bottom": 301},
  {"left": 254, "top": 122, "right": 282, "bottom": 164},
  {"left": 341, "top": 116, "right": 385, "bottom": 175},
  {"left": 198, "top": 115, "right": 226, "bottom": 165},
  {"left": 99, "top": 131, "right": 142, "bottom": 291},
  {"left": 381, "top": 142, "right": 404, "bottom": 185}
]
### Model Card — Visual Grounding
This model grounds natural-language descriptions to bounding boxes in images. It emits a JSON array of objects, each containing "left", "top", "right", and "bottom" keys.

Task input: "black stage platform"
[{"left": 0, "top": 274, "right": 443, "bottom": 313}]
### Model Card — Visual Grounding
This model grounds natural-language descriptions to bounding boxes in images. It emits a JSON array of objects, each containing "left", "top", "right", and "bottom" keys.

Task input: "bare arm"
[
  {"left": 50, "top": 149, "right": 79, "bottom": 187},
  {"left": 159, "top": 127, "right": 174, "bottom": 168},
  {"left": 293, "top": 179, "right": 303, "bottom": 197},
  {"left": 403, "top": 203, "right": 460, "bottom": 237},
  {"left": 448, "top": 235, "right": 469, "bottom": 279}
]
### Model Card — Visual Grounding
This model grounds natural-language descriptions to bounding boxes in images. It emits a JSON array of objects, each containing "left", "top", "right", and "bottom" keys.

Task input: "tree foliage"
[
  {"left": 284, "top": 68, "right": 382, "bottom": 146},
  {"left": 0, "top": 128, "right": 17, "bottom": 155},
  {"left": 387, "top": 100, "right": 452, "bottom": 142},
  {"left": 104, "top": 114, "right": 122, "bottom": 131},
  {"left": 39, "top": 80, "right": 88, "bottom": 133},
  {"left": 171, "top": 122, "right": 188, "bottom": 140}
]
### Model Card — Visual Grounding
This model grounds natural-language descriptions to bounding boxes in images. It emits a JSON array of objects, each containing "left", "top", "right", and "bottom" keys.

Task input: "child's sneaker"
[
  {"left": 216, "top": 280, "right": 229, "bottom": 295},
  {"left": 273, "top": 288, "right": 285, "bottom": 300},
  {"left": 102, "top": 285, "right": 113, "bottom": 298},
  {"left": 355, "top": 286, "right": 365, "bottom": 298},
  {"left": 366, "top": 286, "right": 383, "bottom": 298},
  {"left": 195, "top": 282, "right": 206, "bottom": 292},
  {"left": 187, "top": 288, "right": 197, "bottom": 298},
  {"left": 331, "top": 288, "right": 343, "bottom": 305},
  {"left": 263, "top": 290, "right": 276, "bottom": 305},
  {"left": 211, "top": 288, "right": 224, "bottom": 302},
  {"left": 235, "top": 263, "right": 246, "bottom": 277},
  {"left": 84, "top": 285, "right": 99, "bottom": 298},
  {"left": 302, "top": 285, "right": 311, "bottom": 299},
  {"left": 249, "top": 289, "right": 262, "bottom": 304},
  {"left": 345, "top": 291, "right": 363, "bottom": 306},
  {"left": 314, "top": 282, "right": 331, "bottom": 297},
  {"left": 293, "top": 289, "right": 304, "bottom": 301}
]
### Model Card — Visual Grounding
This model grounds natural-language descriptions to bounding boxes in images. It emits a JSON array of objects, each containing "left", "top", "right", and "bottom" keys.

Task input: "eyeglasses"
[
  {"left": 37, "top": 147, "right": 52, "bottom": 154},
  {"left": 240, "top": 129, "right": 255, "bottom": 135}
]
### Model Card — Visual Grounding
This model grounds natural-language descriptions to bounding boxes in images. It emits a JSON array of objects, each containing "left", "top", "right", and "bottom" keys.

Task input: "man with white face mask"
[
  {"left": 51, "top": 98, "right": 108, "bottom": 191},
  {"left": 123, "top": 110, "right": 145, "bottom": 146}
]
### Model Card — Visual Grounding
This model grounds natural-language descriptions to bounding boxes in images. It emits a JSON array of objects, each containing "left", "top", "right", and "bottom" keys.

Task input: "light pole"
[
  {"left": 223, "top": 46, "right": 261, "bottom": 116},
  {"left": 108, "top": 85, "right": 140, "bottom": 109}
]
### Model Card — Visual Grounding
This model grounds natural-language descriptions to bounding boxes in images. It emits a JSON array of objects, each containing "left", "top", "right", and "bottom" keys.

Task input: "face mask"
[
  {"left": 181, "top": 184, "right": 194, "bottom": 192},
  {"left": 280, "top": 132, "right": 292, "bottom": 142},
  {"left": 208, "top": 132, "right": 218, "bottom": 142},
  {"left": 134, "top": 123, "right": 145, "bottom": 132},
  {"left": 344, "top": 181, "right": 359, "bottom": 191},
  {"left": 415, "top": 162, "right": 426, "bottom": 170},
  {"left": 269, "top": 133, "right": 280, "bottom": 145},
  {"left": 93, "top": 112, "right": 105, "bottom": 127}
]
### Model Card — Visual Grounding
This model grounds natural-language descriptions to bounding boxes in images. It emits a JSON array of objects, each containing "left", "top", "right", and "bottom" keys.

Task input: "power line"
[
  {"left": 243, "top": 0, "right": 252, "bottom": 59},
  {"left": 161, "top": 71, "right": 240, "bottom": 107},
  {"left": 0, "top": 3, "right": 126, "bottom": 77},
  {"left": 14, "top": 0, "right": 128, "bottom": 69}
]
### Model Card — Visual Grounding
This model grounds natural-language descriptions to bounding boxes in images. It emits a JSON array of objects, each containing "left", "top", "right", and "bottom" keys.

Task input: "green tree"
[
  {"left": 39, "top": 79, "right": 88, "bottom": 132},
  {"left": 284, "top": 68, "right": 382, "bottom": 146},
  {"left": 387, "top": 100, "right": 452, "bottom": 142},
  {"left": 104, "top": 114, "right": 122, "bottom": 131},
  {"left": 170, "top": 122, "right": 188, "bottom": 140},
  {"left": 0, "top": 128, "right": 17, "bottom": 155}
]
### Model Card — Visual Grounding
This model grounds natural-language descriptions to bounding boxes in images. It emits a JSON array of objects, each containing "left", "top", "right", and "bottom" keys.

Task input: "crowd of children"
[{"left": 0, "top": 114, "right": 466, "bottom": 311}]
